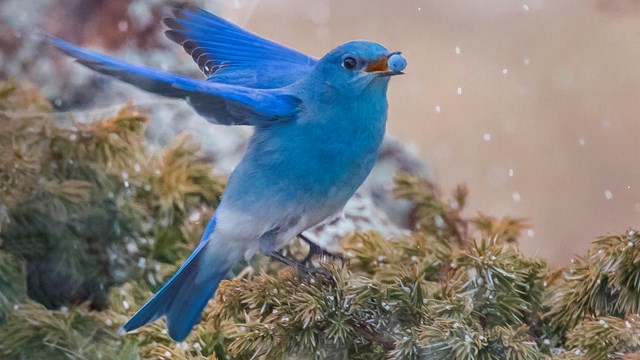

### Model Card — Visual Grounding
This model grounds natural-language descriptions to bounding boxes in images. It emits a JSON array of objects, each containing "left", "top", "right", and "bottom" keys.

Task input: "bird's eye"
[{"left": 342, "top": 56, "right": 358, "bottom": 70}]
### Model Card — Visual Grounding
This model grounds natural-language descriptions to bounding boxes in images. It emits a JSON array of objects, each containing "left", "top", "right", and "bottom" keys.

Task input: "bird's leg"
[
  {"left": 299, "top": 234, "right": 344, "bottom": 265},
  {"left": 261, "top": 229, "right": 331, "bottom": 275},
  {"left": 267, "top": 251, "right": 329, "bottom": 276},
  {"left": 268, "top": 251, "right": 304, "bottom": 268}
]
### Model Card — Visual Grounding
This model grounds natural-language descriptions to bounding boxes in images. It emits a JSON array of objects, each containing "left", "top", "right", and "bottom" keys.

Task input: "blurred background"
[{"left": 2, "top": 0, "right": 639, "bottom": 265}]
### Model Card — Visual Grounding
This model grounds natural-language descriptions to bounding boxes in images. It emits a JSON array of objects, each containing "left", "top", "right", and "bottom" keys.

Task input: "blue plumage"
[
  {"left": 47, "top": 5, "right": 406, "bottom": 341},
  {"left": 163, "top": 5, "right": 316, "bottom": 87},
  {"left": 122, "top": 218, "right": 228, "bottom": 341},
  {"left": 45, "top": 35, "right": 301, "bottom": 126}
]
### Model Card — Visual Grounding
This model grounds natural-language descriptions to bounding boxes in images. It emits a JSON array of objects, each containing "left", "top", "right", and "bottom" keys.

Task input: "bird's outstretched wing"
[
  {"left": 46, "top": 36, "right": 302, "bottom": 126},
  {"left": 164, "top": 5, "right": 317, "bottom": 88}
]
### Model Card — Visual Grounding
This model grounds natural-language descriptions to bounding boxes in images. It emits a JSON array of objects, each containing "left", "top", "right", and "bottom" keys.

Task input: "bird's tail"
[{"left": 122, "top": 216, "right": 236, "bottom": 341}]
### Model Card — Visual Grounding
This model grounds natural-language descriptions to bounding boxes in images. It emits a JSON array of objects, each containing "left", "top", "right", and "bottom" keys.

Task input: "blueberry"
[{"left": 388, "top": 53, "right": 407, "bottom": 72}]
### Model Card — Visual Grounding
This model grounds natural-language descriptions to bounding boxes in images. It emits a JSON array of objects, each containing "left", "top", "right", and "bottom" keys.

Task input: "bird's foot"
[
  {"left": 297, "top": 264, "right": 331, "bottom": 277},
  {"left": 267, "top": 251, "right": 330, "bottom": 277},
  {"left": 299, "top": 234, "right": 345, "bottom": 266}
]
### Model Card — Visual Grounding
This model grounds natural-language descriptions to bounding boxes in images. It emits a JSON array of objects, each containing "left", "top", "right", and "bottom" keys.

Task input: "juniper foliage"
[
  {"left": 0, "top": 80, "right": 224, "bottom": 346},
  {"left": 1, "top": 80, "right": 639, "bottom": 359}
]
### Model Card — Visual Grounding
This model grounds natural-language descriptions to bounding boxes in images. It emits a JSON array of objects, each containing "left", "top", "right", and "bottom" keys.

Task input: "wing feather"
[
  {"left": 46, "top": 35, "right": 302, "bottom": 127},
  {"left": 164, "top": 5, "right": 317, "bottom": 88}
]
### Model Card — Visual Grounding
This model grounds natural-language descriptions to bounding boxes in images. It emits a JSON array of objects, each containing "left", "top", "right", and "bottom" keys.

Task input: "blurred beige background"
[{"left": 218, "top": 0, "right": 640, "bottom": 264}]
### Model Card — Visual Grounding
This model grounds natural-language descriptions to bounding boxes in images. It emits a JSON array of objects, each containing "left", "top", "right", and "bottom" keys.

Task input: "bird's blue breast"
[{"left": 222, "top": 83, "right": 388, "bottom": 218}]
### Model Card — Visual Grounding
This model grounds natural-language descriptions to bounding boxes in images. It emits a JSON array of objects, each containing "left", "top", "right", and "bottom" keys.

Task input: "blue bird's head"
[{"left": 310, "top": 41, "right": 405, "bottom": 98}]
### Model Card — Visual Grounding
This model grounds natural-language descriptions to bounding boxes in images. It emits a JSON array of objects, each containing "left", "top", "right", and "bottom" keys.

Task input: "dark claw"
[
  {"left": 299, "top": 234, "right": 345, "bottom": 266},
  {"left": 267, "top": 251, "right": 330, "bottom": 277},
  {"left": 297, "top": 264, "right": 331, "bottom": 277}
]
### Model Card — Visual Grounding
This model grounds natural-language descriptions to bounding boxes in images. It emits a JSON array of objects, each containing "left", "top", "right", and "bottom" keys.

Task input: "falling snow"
[{"left": 512, "top": 192, "right": 521, "bottom": 202}]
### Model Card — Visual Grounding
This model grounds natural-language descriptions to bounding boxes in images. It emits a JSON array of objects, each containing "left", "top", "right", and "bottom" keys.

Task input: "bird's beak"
[{"left": 364, "top": 52, "right": 404, "bottom": 76}]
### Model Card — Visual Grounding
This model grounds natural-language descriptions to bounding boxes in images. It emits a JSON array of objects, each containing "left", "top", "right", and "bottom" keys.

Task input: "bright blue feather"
[
  {"left": 45, "top": 35, "right": 302, "bottom": 126},
  {"left": 122, "top": 216, "right": 229, "bottom": 341},
  {"left": 164, "top": 5, "right": 316, "bottom": 88}
]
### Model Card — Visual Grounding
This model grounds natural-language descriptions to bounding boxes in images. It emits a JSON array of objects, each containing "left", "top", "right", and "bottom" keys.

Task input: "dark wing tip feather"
[
  {"left": 162, "top": 17, "right": 180, "bottom": 31},
  {"left": 182, "top": 40, "right": 197, "bottom": 53},
  {"left": 166, "top": 31, "right": 216, "bottom": 76},
  {"left": 163, "top": 7, "right": 218, "bottom": 77},
  {"left": 164, "top": 29, "right": 185, "bottom": 44},
  {"left": 160, "top": 3, "right": 316, "bottom": 86},
  {"left": 170, "top": 3, "right": 197, "bottom": 18}
]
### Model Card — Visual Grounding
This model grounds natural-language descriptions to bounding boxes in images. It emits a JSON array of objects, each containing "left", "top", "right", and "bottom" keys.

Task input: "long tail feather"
[{"left": 122, "top": 216, "right": 232, "bottom": 341}]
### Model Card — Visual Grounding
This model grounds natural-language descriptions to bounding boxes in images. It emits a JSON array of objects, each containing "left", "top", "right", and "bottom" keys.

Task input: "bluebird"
[{"left": 47, "top": 5, "right": 406, "bottom": 341}]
